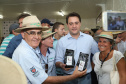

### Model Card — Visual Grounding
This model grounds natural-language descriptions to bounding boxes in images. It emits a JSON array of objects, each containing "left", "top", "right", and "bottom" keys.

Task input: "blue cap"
[
  {"left": 9, "top": 23, "right": 19, "bottom": 33},
  {"left": 41, "top": 18, "right": 53, "bottom": 26}
]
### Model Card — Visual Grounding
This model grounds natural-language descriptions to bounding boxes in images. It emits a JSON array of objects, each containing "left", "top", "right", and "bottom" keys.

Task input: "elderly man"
[{"left": 12, "top": 16, "right": 87, "bottom": 84}]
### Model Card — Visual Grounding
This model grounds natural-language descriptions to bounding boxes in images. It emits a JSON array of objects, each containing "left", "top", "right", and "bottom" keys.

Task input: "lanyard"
[{"left": 100, "top": 50, "right": 111, "bottom": 68}]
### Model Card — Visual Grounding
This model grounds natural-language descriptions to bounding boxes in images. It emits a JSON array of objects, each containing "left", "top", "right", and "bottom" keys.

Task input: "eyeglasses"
[{"left": 25, "top": 31, "right": 42, "bottom": 36}]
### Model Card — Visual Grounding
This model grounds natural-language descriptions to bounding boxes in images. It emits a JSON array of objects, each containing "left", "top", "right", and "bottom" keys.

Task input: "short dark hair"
[
  {"left": 17, "top": 13, "right": 31, "bottom": 20},
  {"left": 52, "top": 22, "right": 64, "bottom": 32},
  {"left": 66, "top": 12, "right": 81, "bottom": 24}
]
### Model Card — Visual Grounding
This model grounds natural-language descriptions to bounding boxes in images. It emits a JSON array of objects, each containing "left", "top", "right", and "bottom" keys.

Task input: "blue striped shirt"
[{"left": 0, "top": 34, "right": 15, "bottom": 55}]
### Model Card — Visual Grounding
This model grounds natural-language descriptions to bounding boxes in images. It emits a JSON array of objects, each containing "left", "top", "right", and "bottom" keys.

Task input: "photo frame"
[{"left": 102, "top": 11, "right": 126, "bottom": 31}]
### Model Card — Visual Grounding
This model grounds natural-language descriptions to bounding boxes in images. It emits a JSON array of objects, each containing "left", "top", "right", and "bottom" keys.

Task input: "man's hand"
[
  {"left": 72, "top": 66, "right": 87, "bottom": 78},
  {"left": 60, "top": 63, "right": 72, "bottom": 71}
]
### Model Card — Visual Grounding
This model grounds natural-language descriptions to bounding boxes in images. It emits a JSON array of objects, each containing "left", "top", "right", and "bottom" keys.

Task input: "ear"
[
  {"left": 21, "top": 31, "right": 25, "bottom": 39},
  {"left": 55, "top": 29, "right": 58, "bottom": 32},
  {"left": 12, "top": 30, "right": 15, "bottom": 35}
]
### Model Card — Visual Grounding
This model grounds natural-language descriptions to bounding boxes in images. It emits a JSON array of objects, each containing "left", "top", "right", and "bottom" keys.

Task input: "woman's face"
[{"left": 98, "top": 38, "right": 112, "bottom": 52}]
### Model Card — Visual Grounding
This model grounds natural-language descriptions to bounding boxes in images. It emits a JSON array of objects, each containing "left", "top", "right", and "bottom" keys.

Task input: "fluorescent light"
[
  {"left": 0, "top": 15, "right": 3, "bottom": 19},
  {"left": 58, "top": 10, "right": 64, "bottom": 16}
]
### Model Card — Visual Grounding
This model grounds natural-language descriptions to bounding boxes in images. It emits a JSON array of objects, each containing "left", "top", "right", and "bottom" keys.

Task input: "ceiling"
[{"left": 0, "top": 0, "right": 107, "bottom": 20}]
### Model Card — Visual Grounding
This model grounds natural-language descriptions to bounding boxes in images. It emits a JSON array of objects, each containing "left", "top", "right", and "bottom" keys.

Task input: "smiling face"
[
  {"left": 21, "top": 29, "right": 42, "bottom": 49},
  {"left": 67, "top": 16, "right": 81, "bottom": 36},
  {"left": 98, "top": 38, "right": 112, "bottom": 52}
]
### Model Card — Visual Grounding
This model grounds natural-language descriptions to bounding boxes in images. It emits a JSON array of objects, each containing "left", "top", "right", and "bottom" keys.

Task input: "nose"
[
  {"left": 72, "top": 23, "right": 76, "bottom": 27},
  {"left": 51, "top": 37, "right": 54, "bottom": 42},
  {"left": 19, "top": 23, "right": 22, "bottom": 28}
]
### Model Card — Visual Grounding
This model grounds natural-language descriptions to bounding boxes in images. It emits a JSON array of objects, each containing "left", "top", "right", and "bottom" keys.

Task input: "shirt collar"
[
  {"left": 67, "top": 31, "right": 84, "bottom": 39},
  {"left": 53, "top": 36, "right": 57, "bottom": 41}
]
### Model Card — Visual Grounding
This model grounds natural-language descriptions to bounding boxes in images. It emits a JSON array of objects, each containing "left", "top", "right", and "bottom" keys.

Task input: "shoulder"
[
  {"left": 10, "top": 34, "right": 22, "bottom": 42},
  {"left": 93, "top": 52, "right": 100, "bottom": 62},
  {"left": 93, "top": 52, "right": 100, "bottom": 59},
  {"left": 113, "top": 50, "right": 124, "bottom": 63},
  {"left": 49, "top": 48, "right": 55, "bottom": 54},
  {"left": 82, "top": 33, "right": 93, "bottom": 40}
]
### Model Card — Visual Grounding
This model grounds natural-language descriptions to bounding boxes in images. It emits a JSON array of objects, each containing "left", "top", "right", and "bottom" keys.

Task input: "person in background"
[
  {"left": 41, "top": 18, "right": 53, "bottom": 28},
  {"left": 52, "top": 22, "right": 65, "bottom": 76},
  {"left": 83, "top": 27, "right": 94, "bottom": 37},
  {"left": 0, "top": 23, "right": 19, "bottom": 55},
  {"left": 116, "top": 16, "right": 125, "bottom": 30},
  {"left": 55, "top": 12, "right": 99, "bottom": 84},
  {"left": 52, "top": 22, "right": 65, "bottom": 50},
  {"left": 83, "top": 27, "right": 91, "bottom": 35},
  {"left": 38, "top": 29, "right": 56, "bottom": 76},
  {"left": 92, "top": 31, "right": 126, "bottom": 84},
  {"left": 3, "top": 13, "right": 30, "bottom": 58},
  {"left": 64, "top": 30, "right": 69, "bottom": 36},
  {"left": 116, "top": 31, "right": 126, "bottom": 59},
  {"left": 12, "top": 16, "right": 87, "bottom": 84}
]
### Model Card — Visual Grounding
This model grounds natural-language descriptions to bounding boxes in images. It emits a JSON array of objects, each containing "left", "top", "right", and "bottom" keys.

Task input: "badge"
[{"left": 30, "top": 66, "right": 40, "bottom": 77}]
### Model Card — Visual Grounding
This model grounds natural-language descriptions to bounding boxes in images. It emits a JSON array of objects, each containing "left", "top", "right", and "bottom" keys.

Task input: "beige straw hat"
[
  {"left": 15, "top": 16, "right": 49, "bottom": 33},
  {"left": 0, "top": 55, "right": 27, "bottom": 84},
  {"left": 111, "top": 31, "right": 124, "bottom": 34},
  {"left": 83, "top": 27, "right": 91, "bottom": 32},
  {"left": 42, "top": 29, "right": 56, "bottom": 39},
  {"left": 97, "top": 31, "right": 113, "bottom": 40}
]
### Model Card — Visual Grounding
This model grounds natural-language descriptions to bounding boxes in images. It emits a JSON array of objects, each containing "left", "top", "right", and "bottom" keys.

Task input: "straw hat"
[
  {"left": 97, "top": 31, "right": 113, "bottom": 40},
  {"left": 83, "top": 27, "right": 91, "bottom": 32},
  {"left": 15, "top": 16, "right": 49, "bottom": 33},
  {"left": 0, "top": 55, "right": 27, "bottom": 84},
  {"left": 111, "top": 31, "right": 124, "bottom": 35},
  {"left": 42, "top": 29, "right": 56, "bottom": 39}
]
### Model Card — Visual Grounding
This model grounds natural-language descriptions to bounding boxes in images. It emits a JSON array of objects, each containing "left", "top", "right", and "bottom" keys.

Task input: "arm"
[
  {"left": 3, "top": 40, "right": 16, "bottom": 58},
  {"left": 43, "top": 66, "right": 87, "bottom": 84},
  {"left": 91, "top": 39, "right": 99, "bottom": 54},
  {"left": 117, "top": 58, "right": 126, "bottom": 84}
]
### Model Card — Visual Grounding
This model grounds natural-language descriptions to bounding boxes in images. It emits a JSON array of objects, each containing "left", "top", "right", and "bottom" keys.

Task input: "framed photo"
[{"left": 102, "top": 11, "right": 126, "bottom": 31}]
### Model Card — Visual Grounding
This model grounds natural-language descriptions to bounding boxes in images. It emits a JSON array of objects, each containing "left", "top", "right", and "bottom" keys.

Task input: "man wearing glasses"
[{"left": 12, "top": 16, "right": 87, "bottom": 84}]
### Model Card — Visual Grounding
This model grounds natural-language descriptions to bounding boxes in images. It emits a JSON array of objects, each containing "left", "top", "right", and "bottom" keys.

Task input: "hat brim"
[
  {"left": 42, "top": 32, "right": 56, "bottom": 39},
  {"left": 15, "top": 26, "right": 49, "bottom": 33},
  {"left": 112, "top": 31, "right": 124, "bottom": 34},
  {"left": 96, "top": 35, "right": 113, "bottom": 40}
]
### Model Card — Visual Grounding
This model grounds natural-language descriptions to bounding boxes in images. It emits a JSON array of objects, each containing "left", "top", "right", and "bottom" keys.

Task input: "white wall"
[
  {"left": 57, "top": 18, "right": 96, "bottom": 30},
  {"left": 0, "top": 20, "right": 2, "bottom": 37},
  {"left": 106, "top": 0, "right": 126, "bottom": 11}
]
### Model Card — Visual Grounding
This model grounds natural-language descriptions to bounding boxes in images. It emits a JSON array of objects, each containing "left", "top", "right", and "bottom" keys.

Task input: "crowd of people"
[{"left": 0, "top": 12, "right": 126, "bottom": 84}]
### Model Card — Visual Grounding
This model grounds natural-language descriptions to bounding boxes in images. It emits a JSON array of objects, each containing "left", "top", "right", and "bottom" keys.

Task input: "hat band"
[
  {"left": 100, "top": 34, "right": 113, "bottom": 39},
  {"left": 22, "top": 22, "right": 41, "bottom": 28}
]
